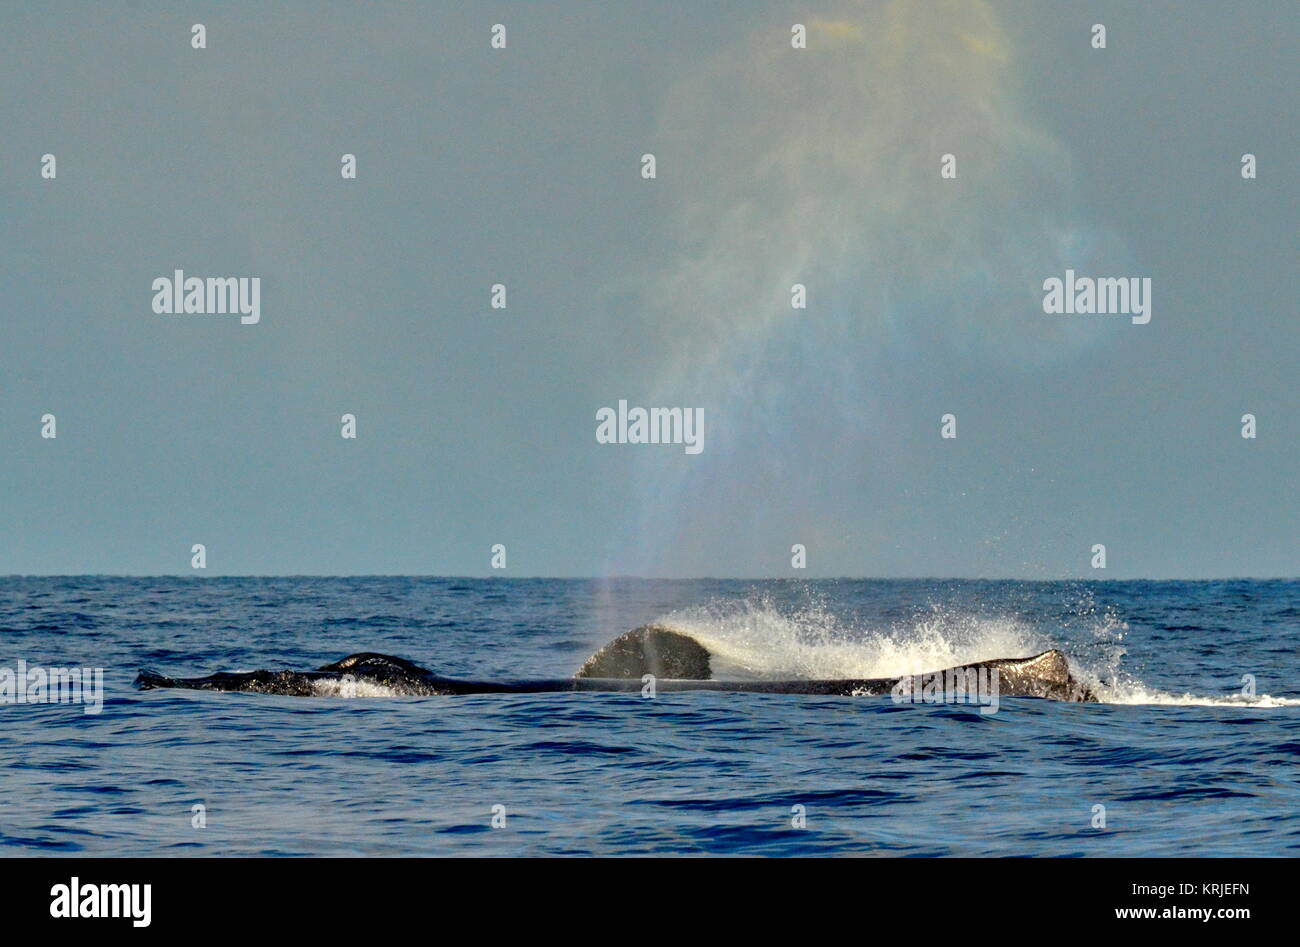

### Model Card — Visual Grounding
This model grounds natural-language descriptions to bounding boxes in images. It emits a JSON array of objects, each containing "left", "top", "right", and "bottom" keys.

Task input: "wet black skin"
[{"left": 136, "top": 626, "right": 1097, "bottom": 702}]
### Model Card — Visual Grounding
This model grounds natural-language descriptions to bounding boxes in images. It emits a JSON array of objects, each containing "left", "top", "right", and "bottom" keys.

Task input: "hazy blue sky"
[{"left": 1, "top": 1, "right": 1295, "bottom": 578}]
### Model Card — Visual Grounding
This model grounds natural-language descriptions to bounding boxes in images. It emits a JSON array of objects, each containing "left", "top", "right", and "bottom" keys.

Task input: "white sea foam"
[
  {"left": 654, "top": 598, "right": 1299, "bottom": 708},
  {"left": 1097, "top": 685, "right": 1300, "bottom": 708},
  {"left": 310, "top": 677, "right": 405, "bottom": 699}
]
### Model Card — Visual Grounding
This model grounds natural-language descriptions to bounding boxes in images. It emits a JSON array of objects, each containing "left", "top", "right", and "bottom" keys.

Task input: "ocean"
[{"left": 1, "top": 576, "right": 1296, "bottom": 856}]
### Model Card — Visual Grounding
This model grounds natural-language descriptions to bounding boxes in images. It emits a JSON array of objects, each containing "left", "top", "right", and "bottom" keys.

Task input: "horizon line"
[{"left": 2, "top": 573, "right": 1297, "bottom": 582}]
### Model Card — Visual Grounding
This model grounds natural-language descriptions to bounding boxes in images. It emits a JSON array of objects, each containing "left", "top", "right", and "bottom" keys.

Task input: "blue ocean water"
[{"left": 0, "top": 576, "right": 1296, "bottom": 856}]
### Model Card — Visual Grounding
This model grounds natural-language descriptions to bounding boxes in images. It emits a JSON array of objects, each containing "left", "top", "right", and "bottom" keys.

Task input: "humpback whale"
[{"left": 135, "top": 624, "right": 1097, "bottom": 702}]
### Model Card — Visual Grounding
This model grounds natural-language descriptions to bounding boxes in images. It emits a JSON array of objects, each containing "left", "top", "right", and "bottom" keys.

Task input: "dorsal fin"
[{"left": 317, "top": 652, "right": 434, "bottom": 675}]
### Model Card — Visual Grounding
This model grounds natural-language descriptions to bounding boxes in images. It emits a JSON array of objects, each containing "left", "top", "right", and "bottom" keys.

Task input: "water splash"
[
  {"left": 311, "top": 677, "right": 406, "bottom": 699},
  {"left": 656, "top": 596, "right": 1300, "bottom": 708},
  {"left": 659, "top": 597, "right": 1043, "bottom": 680}
]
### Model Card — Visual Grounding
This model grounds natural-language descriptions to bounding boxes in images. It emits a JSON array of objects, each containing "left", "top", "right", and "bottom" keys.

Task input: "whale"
[{"left": 135, "top": 624, "right": 1097, "bottom": 702}]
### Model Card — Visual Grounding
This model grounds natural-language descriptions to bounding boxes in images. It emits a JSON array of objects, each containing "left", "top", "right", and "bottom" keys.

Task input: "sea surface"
[{"left": 1, "top": 576, "right": 1297, "bottom": 856}]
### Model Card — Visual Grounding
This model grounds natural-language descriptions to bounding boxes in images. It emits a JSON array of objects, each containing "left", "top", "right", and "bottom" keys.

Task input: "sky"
[{"left": 1, "top": 1, "right": 1296, "bottom": 578}]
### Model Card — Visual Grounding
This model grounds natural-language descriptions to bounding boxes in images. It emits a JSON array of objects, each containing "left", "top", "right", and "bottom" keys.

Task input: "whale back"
[
  {"left": 135, "top": 629, "right": 1096, "bottom": 702},
  {"left": 979, "top": 649, "right": 1095, "bottom": 702},
  {"left": 317, "top": 652, "right": 434, "bottom": 676}
]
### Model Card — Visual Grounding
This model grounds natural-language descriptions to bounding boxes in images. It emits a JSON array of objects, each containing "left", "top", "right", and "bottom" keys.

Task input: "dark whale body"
[{"left": 136, "top": 625, "right": 1097, "bottom": 702}]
